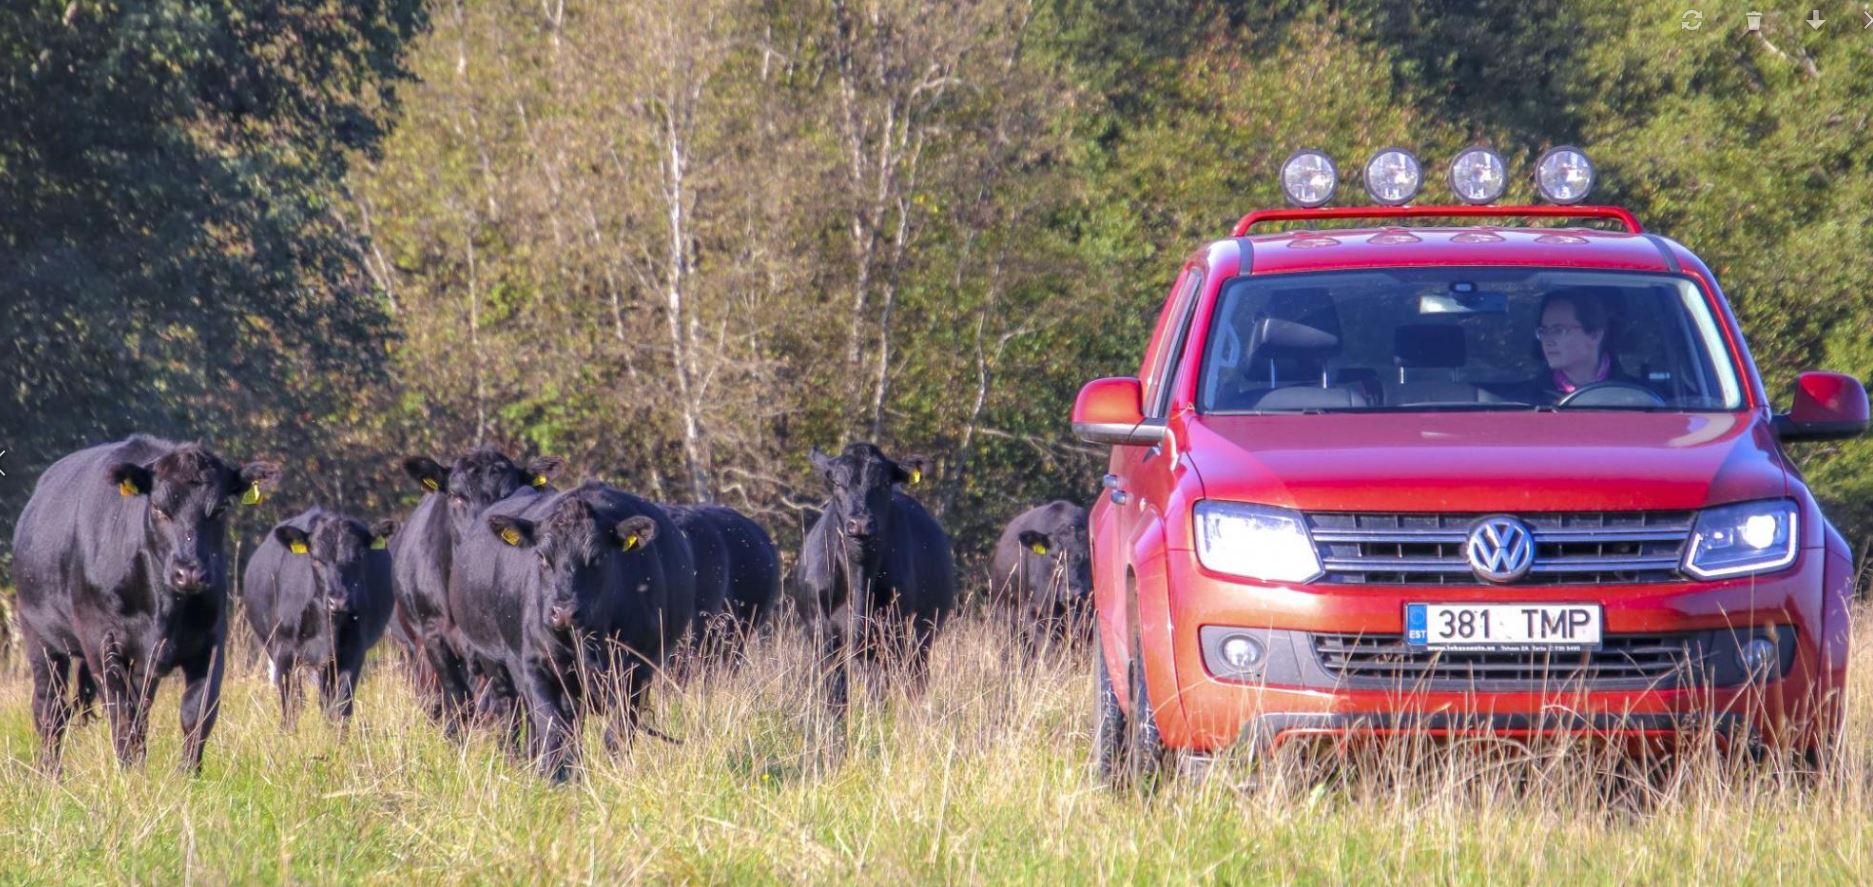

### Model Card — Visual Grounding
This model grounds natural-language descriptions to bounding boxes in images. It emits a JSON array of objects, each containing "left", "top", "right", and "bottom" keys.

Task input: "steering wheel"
[{"left": 1555, "top": 380, "right": 1668, "bottom": 408}]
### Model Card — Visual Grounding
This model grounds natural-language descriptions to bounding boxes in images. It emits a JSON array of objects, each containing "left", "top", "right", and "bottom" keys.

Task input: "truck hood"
[{"left": 1181, "top": 411, "right": 1788, "bottom": 513}]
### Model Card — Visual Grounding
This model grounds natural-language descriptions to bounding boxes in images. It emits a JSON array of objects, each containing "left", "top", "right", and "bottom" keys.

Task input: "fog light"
[
  {"left": 1281, "top": 149, "right": 1338, "bottom": 208},
  {"left": 1363, "top": 147, "right": 1422, "bottom": 206},
  {"left": 1220, "top": 634, "right": 1264, "bottom": 670},
  {"left": 1448, "top": 147, "right": 1508, "bottom": 205},
  {"left": 1740, "top": 637, "right": 1778, "bottom": 678},
  {"left": 1534, "top": 146, "right": 1594, "bottom": 204}
]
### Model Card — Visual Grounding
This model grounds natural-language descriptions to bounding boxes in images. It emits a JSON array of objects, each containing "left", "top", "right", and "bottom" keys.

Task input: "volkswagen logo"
[{"left": 1466, "top": 516, "right": 1535, "bottom": 583}]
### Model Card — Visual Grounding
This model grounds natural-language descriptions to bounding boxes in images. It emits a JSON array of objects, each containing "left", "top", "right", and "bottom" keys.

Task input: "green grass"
[{"left": 2, "top": 610, "right": 1872, "bottom": 884}]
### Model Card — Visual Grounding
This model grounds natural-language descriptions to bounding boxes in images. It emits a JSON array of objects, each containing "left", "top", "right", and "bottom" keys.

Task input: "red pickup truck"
[{"left": 1073, "top": 147, "right": 1870, "bottom": 783}]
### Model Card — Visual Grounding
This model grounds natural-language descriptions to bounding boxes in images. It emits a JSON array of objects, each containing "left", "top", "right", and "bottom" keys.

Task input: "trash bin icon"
[{"left": 1747, "top": 11, "right": 1762, "bottom": 31}]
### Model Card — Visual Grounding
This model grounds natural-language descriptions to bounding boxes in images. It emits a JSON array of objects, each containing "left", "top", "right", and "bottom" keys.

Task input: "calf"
[
  {"left": 989, "top": 501, "right": 1093, "bottom": 652},
  {"left": 468, "top": 483, "right": 697, "bottom": 780},
  {"left": 242, "top": 509, "right": 396, "bottom": 727},
  {"left": 11, "top": 435, "right": 278, "bottom": 774},
  {"left": 673, "top": 504, "right": 781, "bottom": 659},
  {"left": 796, "top": 443, "right": 956, "bottom": 715},
  {"left": 391, "top": 448, "right": 559, "bottom": 734}
]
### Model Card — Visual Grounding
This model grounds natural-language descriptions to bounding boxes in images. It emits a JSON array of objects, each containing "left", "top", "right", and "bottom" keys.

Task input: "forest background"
[{"left": 4, "top": 0, "right": 1870, "bottom": 589}]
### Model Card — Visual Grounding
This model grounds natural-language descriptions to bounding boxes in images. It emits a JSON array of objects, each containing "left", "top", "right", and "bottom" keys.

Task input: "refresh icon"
[{"left": 1679, "top": 9, "right": 1704, "bottom": 30}]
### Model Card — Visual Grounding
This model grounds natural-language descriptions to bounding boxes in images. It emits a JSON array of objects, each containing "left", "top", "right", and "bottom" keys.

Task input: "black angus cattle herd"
[{"left": 8, "top": 436, "right": 1096, "bottom": 780}]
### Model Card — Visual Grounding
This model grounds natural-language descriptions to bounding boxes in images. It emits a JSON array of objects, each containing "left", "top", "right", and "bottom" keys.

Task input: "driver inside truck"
[{"left": 1520, "top": 286, "right": 1639, "bottom": 403}]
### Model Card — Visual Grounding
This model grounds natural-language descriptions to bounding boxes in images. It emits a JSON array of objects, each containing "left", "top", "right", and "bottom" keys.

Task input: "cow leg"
[
  {"left": 177, "top": 646, "right": 225, "bottom": 775},
  {"left": 327, "top": 644, "right": 366, "bottom": 726},
  {"left": 420, "top": 630, "right": 473, "bottom": 736},
  {"left": 601, "top": 658, "right": 649, "bottom": 754},
  {"left": 522, "top": 663, "right": 577, "bottom": 782},
  {"left": 99, "top": 635, "right": 156, "bottom": 768},
  {"left": 905, "top": 615, "right": 937, "bottom": 699},
  {"left": 27, "top": 644, "right": 75, "bottom": 776},
  {"left": 816, "top": 609, "right": 852, "bottom": 718},
  {"left": 273, "top": 650, "right": 299, "bottom": 731}
]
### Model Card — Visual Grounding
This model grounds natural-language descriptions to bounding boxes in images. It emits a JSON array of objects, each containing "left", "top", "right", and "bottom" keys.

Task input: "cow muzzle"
[
  {"left": 326, "top": 594, "right": 351, "bottom": 615},
  {"left": 547, "top": 604, "right": 575, "bottom": 631},
  {"left": 168, "top": 562, "right": 210, "bottom": 594},
  {"left": 842, "top": 517, "right": 875, "bottom": 538}
]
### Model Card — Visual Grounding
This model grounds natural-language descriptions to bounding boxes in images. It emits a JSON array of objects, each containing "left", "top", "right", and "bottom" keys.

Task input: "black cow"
[
  {"left": 242, "top": 509, "right": 396, "bottom": 727},
  {"left": 796, "top": 443, "right": 956, "bottom": 715},
  {"left": 467, "top": 482, "right": 697, "bottom": 780},
  {"left": 11, "top": 436, "right": 279, "bottom": 774},
  {"left": 989, "top": 501, "right": 1093, "bottom": 652},
  {"left": 673, "top": 504, "right": 781, "bottom": 659},
  {"left": 391, "top": 449, "right": 560, "bottom": 734}
]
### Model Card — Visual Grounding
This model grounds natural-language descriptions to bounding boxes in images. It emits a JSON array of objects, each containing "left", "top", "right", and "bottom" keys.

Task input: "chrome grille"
[
  {"left": 1311, "top": 632, "right": 1706, "bottom": 690},
  {"left": 1306, "top": 511, "right": 1693, "bottom": 585}
]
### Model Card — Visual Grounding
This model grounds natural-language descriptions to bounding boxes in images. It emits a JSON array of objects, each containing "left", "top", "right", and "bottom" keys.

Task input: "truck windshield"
[{"left": 1196, "top": 268, "right": 1745, "bottom": 413}]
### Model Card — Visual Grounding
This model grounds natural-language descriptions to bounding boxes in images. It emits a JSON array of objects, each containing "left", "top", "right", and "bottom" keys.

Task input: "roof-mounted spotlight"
[
  {"left": 1280, "top": 149, "right": 1338, "bottom": 208},
  {"left": 1534, "top": 146, "right": 1595, "bottom": 205},
  {"left": 1448, "top": 147, "right": 1508, "bottom": 205},
  {"left": 1363, "top": 147, "right": 1422, "bottom": 206}
]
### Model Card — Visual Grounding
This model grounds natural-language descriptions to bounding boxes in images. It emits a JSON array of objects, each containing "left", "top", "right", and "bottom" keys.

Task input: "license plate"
[{"left": 1406, "top": 603, "right": 1603, "bottom": 651}]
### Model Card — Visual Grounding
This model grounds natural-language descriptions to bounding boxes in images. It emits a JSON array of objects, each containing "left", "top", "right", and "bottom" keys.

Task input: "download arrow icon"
[{"left": 1807, "top": 9, "right": 1825, "bottom": 29}]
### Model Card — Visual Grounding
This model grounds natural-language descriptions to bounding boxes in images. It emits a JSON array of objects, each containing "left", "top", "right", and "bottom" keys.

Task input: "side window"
[{"left": 1143, "top": 269, "right": 1205, "bottom": 419}]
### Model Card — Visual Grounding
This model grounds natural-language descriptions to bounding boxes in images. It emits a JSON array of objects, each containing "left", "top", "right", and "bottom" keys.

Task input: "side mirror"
[
  {"left": 1072, "top": 377, "right": 1164, "bottom": 446},
  {"left": 1773, "top": 371, "right": 1869, "bottom": 442}
]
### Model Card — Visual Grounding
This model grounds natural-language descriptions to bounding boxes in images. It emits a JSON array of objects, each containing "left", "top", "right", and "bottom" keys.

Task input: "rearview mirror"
[
  {"left": 1072, "top": 377, "right": 1164, "bottom": 446},
  {"left": 1773, "top": 371, "right": 1869, "bottom": 442}
]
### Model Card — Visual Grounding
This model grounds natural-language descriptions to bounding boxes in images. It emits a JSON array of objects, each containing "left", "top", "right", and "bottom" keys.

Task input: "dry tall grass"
[{"left": 1, "top": 603, "right": 1870, "bottom": 884}]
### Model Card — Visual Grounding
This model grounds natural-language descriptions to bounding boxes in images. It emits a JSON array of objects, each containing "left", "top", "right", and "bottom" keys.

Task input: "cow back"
[
  {"left": 880, "top": 490, "right": 957, "bottom": 624},
  {"left": 12, "top": 436, "right": 179, "bottom": 609},
  {"left": 242, "top": 508, "right": 324, "bottom": 655}
]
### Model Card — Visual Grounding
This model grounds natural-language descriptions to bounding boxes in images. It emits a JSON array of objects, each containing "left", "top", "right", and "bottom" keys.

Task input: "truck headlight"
[
  {"left": 1682, "top": 499, "right": 1799, "bottom": 579},
  {"left": 1194, "top": 501, "right": 1323, "bottom": 583}
]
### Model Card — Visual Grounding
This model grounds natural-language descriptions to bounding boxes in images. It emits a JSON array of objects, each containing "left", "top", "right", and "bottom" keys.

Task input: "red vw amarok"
[{"left": 1074, "top": 149, "right": 1869, "bottom": 781}]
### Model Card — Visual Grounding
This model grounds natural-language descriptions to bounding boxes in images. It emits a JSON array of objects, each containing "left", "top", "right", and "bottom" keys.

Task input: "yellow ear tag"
[
  {"left": 909, "top": 468, "right": 922, "bottom": 485},
  {"left": 371, "top": 536, "right": 388, "bottom": 550},
  {"left": 119, "top": 479, "right": 137, "bottom": 497},
  {"left": 500, "top": 527, "right": 521, "bottom": 546},
  {"left": 241, "top": 482, "right": 264, "bottom": 506},
  {"left": 289, "top": 541, "right": 309, "bottom": 555},
  {"left": 421, "top": 477, "right": 439, "bottom": 492},
  {"left": 533, "top": 474, "right": 549, "bottom": 488},
  {"left": 621, "top": 534, "right": 640, "bottom": 552},
  {"left": 1030, "top": 542, "right": 1048, "bottom": 555}
]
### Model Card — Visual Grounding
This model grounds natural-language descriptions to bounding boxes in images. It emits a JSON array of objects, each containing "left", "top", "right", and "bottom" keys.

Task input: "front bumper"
[{"left": 1153, "top": 551, "right": 1836, "bottom": 753}]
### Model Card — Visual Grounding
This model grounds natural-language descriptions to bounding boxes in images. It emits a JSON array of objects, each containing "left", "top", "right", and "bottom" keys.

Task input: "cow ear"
[
  {"left": 893, "top": 455, "right": 928, "bottom": 486},
  {"left": 1018, "top": 529, "right": 1050, "bottom": 556},
  {"left": 525, "top": 456, "right": 564, "bottom": 489},
  {"left": 488, "top": 515, "right": 537, "bottom": 548},
  {"left": 614, "top": 515, "right": 657, "bottom": 552},
  {"left": 233, "top": 461, "right": 282, "bottom": 504},
  {"left": 370, "top": 519, "right": 397, "bottom": 549},
  {"left": 275, "top": 526, "right": 312, "bottom": 556},
  {"left": 809, "top": 445, "right": 836, "bottom": 478},
  {"left": 402, "top": 456, "right": 449, "bottom": 494},
  {"left": 109, "top": 463, "right": 153, "bottom": 498}
]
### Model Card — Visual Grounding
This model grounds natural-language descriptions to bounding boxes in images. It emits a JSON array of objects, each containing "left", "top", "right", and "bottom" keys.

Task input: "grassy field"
[{"left": 2, "top": 604, "right": 1872, "bottom": 885}]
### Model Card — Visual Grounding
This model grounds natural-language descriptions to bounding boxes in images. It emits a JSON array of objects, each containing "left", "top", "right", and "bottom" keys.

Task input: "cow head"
[
  {"left": 109, "top": 444, "right": 280, "bottom": 595},
  {"left": 276, "top": 515, "right": 395, "bottom": 616},
  {"left": 487, "top": 489, "right": 658, "bottom": 634},
  {"left": 810, "top": 443, "right": 923, "bottom": 547},
  {"left": 1016, "top": 504, "right": 1093, "bottom": 613},
  {"left": 441, "top": 448, "right": 563, "bottom": 543}
]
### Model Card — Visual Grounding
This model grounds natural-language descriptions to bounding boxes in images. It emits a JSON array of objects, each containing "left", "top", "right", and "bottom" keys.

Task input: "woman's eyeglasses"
[{"left": 1534, "top": 323, "right": 1588, "bottom": 342}]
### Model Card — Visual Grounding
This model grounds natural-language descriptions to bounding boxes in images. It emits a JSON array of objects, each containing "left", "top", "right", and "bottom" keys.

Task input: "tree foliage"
[{"left": 4, "top": 0, "right": 1871, "bottom": 586}]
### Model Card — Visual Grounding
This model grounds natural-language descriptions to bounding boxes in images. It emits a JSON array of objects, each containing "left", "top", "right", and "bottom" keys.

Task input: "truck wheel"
[
  {"left": 1091, "top": 632, "right": 1127, "bottom": 786},
  {"left": 1124, "top": 632, "right": 1167, "bottom": 787}
]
